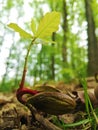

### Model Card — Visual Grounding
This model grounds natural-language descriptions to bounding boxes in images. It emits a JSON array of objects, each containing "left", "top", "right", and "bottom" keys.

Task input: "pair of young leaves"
[{"left": 8, "top": 11, "right": 60, "bottom": 42}]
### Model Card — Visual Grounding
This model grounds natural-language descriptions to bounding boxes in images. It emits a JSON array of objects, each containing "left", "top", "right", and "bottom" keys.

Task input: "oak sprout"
[{"left": 8, "top": 11, "right": 76, "bottom": 115}]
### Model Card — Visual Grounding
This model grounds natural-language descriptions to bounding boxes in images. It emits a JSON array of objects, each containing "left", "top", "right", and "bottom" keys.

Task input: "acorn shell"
[
  {"left": 32, "top": 85, "right": 61, "bottom": 92},
  {"left": 27, "top": 92, "right": 76, "bottom": 115}
]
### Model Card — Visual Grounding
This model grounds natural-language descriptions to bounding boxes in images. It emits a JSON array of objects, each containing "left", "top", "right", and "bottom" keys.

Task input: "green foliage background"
[{"left": 0, "top": 0, "right": 97, "bottom": 91}]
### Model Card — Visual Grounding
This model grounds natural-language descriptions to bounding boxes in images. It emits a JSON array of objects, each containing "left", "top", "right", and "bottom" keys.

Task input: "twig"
[{"left": 26, "top": 103, "right": 62, "bottom": 130}]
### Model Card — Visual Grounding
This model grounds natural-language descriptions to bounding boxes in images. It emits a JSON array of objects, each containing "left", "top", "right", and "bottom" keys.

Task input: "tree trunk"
[
  {"left": 62, "top": 0, "right": 68, "bottom": 64},
  {"left": 50, "top": 33, "right": 55, "bottom": 80},
  {"left": 85, "top": 0, "right": 98, "bottom": 76}
]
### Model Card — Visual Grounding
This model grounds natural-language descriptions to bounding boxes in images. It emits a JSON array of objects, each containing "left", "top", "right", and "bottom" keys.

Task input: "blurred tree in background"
[
  {"left": 0, "top": 0, "right": 98, "bottom": 91},
  {"left": 85, "top": 0, "right": 98, "bottom": 76}
]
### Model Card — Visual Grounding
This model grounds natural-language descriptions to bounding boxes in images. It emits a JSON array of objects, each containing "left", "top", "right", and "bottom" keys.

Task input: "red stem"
[
  {"left": 16, "top": 87, "right": 39, "bottom": 104},
  {"left": 17, "top": 38, "right": 39, "bottom": 104},
  {"left": 19, "top": 68, "right": 27, "bottom": 89},
  {"left": 19, "top": 38, "right": 35, "bottom": 89}
]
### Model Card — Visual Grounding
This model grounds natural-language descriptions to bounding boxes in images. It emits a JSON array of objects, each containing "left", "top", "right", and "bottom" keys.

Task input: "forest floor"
[{"left": 0, "top": 78, "right": 98, "bottom": 130}]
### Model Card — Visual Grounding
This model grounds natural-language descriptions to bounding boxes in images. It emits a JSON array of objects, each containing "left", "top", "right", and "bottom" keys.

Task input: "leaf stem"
[{"left": 20, "top": 38, "right": 36, "bottom": 89}]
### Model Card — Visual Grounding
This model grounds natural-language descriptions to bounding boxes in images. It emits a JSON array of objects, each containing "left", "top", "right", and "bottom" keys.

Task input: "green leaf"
[
  {"left": 8, "top": 23, "right": 32, "bottom": 39},
  {"left": 31, "top": 19, "right": 36, "bottom": 35},
  {"left": 35, "top": 11, "right": 60, "bottom": 39}
]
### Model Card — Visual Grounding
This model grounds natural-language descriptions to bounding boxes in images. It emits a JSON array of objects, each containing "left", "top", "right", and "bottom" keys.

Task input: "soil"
[
  {"left": 0, "top": 92, "right": 45, "bottom": 130},
  {"left": 0, "top": 78, "right": 98, "bottom": 130},
  {"left": 0, "top": 92, "right": 76, "bottom": 130}
]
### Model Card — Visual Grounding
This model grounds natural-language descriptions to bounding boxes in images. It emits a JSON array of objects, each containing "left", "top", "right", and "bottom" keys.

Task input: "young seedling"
[
  {"left": 8, "top": 11, "right": 60, "bottom": 103},
  {"left": 8, "top": 11, "right": 76, "bottom": 115}
]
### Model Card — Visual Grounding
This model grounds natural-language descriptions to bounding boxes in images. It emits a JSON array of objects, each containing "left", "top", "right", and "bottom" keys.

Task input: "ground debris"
[
  {"left": 0, "top": 92, "right": 61, "bottom": 130},
  {"left": 0, "top": 77, "right": 98, "bottom": 130}
]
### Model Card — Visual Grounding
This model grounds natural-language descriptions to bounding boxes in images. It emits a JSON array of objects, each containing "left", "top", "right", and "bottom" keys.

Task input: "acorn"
[
  {"left": 32, "top": 84, "right": 61, "bottom": 93},
  {"left": 27, "top": 92, "right": 76, "bottom": 115}
]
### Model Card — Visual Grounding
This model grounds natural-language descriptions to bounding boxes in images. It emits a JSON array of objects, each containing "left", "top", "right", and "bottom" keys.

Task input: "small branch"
[{"left": 26, "top": 104, "right": 62, "bottom": 130}]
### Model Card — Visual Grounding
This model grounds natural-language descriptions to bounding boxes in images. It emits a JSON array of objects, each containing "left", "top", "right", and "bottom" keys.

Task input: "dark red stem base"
[{"left": 16, "top": 87, "right": 39, "bottom": 104}]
